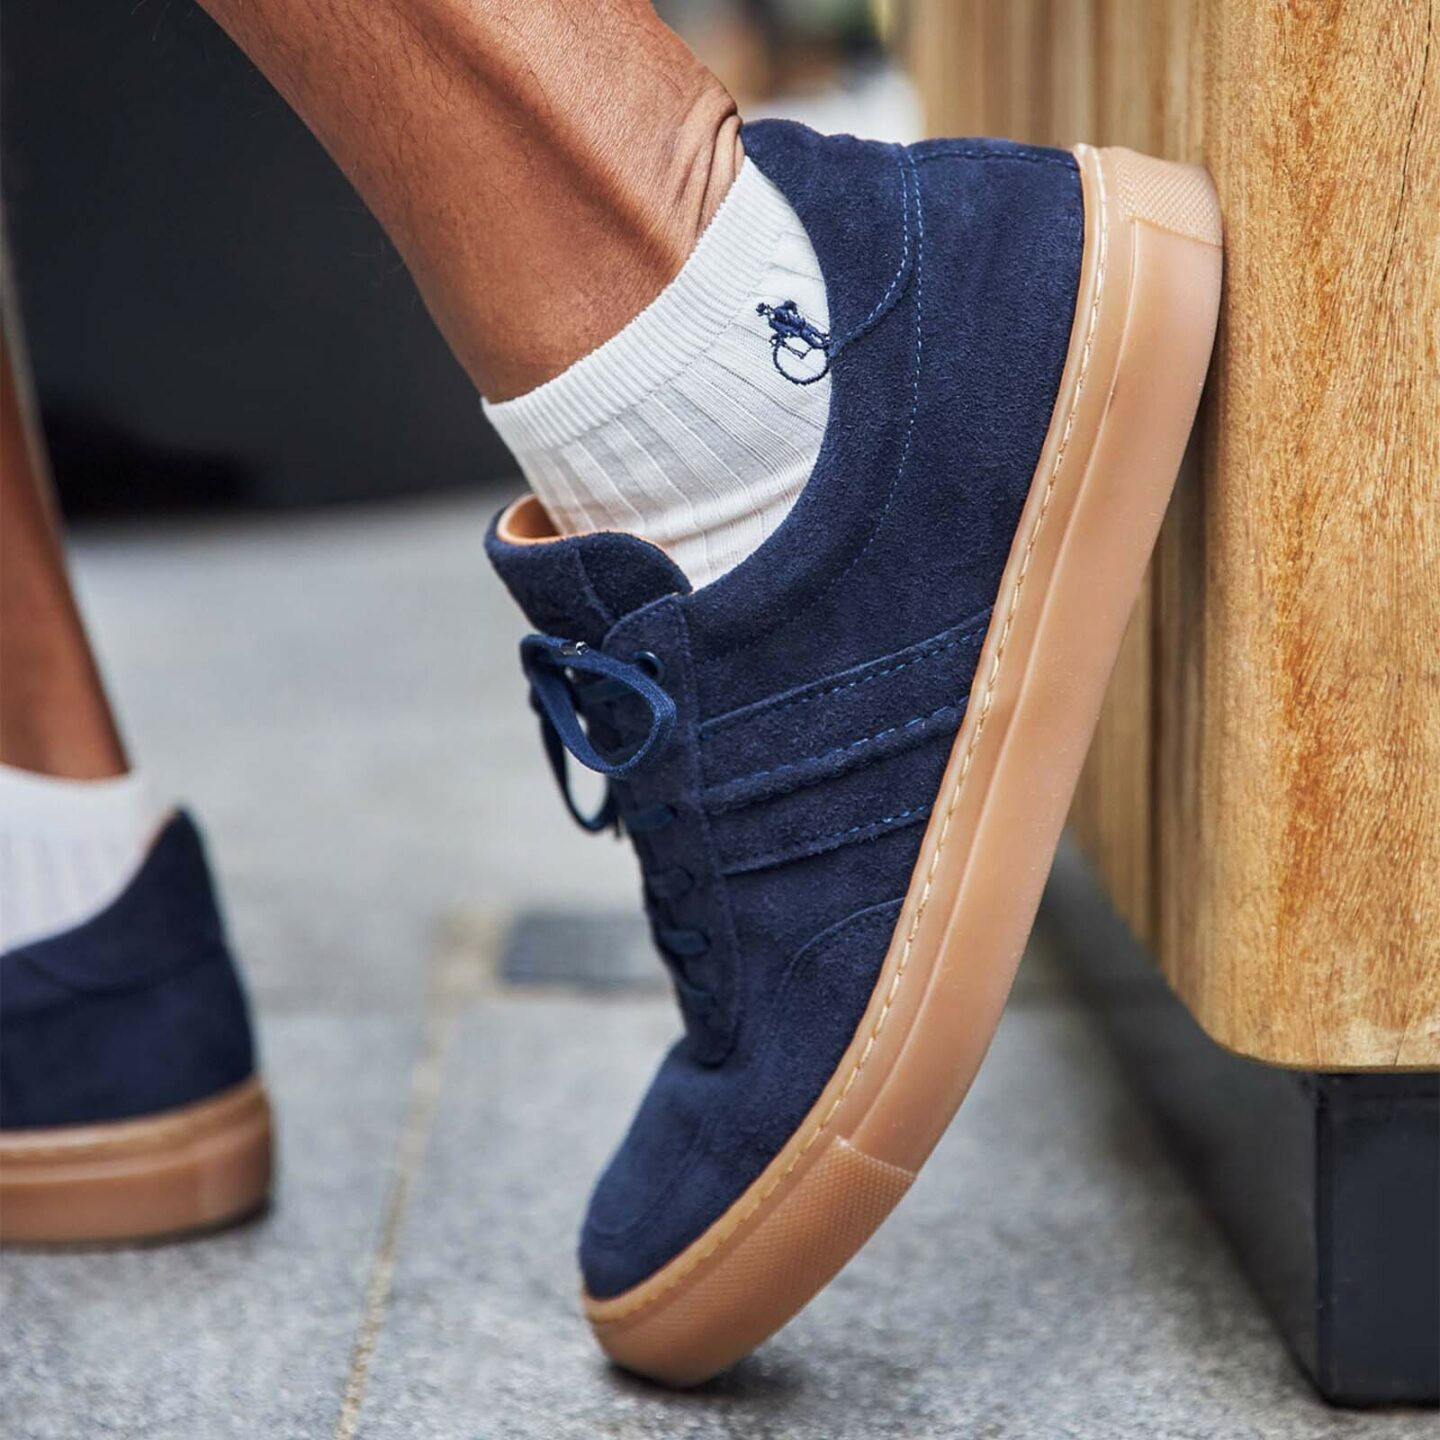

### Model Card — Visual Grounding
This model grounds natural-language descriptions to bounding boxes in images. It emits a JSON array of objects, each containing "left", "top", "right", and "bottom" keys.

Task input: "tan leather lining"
[{"left": 496, "top": 494, "right": 562, "bottom": 544}]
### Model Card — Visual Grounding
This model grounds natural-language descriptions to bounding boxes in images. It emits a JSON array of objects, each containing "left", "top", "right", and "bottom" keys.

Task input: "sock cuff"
[
  {"left": 0, "top": 764, "right": 156, "bottom": 837},
  {"left": 483, "top": 159, "right": 795, "bottom": 457}
]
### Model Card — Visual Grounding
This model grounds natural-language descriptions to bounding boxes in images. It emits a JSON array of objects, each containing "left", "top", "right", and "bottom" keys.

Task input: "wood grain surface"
[{"left": 909, "top": 0, "right": 1439, "bottom": 1068}]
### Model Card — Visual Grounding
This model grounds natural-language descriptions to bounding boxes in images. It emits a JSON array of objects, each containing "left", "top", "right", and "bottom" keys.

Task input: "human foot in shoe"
[
  {"left": 0, "top": 812, "right": 272, "bottom": 1243},
  {"left": 488, "top": 120, "right": 1221, "bottom": 1384}
]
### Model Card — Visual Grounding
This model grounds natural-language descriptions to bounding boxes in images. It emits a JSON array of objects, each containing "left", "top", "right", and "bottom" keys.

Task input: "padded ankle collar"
[{"left": 485, "top": 510, "right": 690, "bottom": 648}]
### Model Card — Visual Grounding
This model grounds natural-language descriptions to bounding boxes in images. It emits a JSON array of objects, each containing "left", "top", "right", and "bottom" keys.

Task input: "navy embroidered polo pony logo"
[{"left": 757, "top": 300, "right": 833, "bottom": 384}]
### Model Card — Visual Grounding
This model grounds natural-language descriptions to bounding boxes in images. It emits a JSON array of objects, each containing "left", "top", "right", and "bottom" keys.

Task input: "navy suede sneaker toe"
[
  {"left": 487, "top": 120, "right": 1222, "bottom": 1383},
  {"left": 0, "top": 810, "right": 272, "bottom": 1243}
]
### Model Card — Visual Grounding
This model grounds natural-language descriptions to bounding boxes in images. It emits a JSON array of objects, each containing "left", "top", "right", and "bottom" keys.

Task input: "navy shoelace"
[{"left": 520, "top": 635, "right": 711, "bottom": 980}]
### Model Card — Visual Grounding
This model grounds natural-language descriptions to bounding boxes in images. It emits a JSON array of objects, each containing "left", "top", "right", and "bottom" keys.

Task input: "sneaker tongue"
[{"left": 486, "top": 505, "right": 691, "bottom": 645}]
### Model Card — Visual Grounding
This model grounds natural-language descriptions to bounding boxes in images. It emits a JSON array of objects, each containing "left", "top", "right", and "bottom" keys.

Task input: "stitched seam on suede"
[
  {"left": 572, "top": 550, "right": 618, "bottom": 633},
  {"left": 700, "top": 609, "right": 991, "bottom": 735},
  {"left": 710, "top": 702, "right": 961, "bottom": 792},
  {"left": 5, "top": 942, "right": 232, "bottom": 1009},
  {"left": 758, "top": 146, "right": 911, "bottom": 386},
  {"left": 732, "top": 901, "right": 903, "bottom": 1146},
  {"left": 704, "top": 149, "right": 925, "bottom": 665},
  {"left": 586, "top": 900, "right": 900, "bottom": 1247},
  {"left": 721, "top": 631, "right": 971, "bottom": 726},
  {"left": 583, "top": 1044, "right": 726, "bottom": 1243},
  {"left": 827, "top": 145, "right": 911, "bottom": 354},
  {"left": 720, "top": 804, "right": 933, "bottom": 877},
  {"left": 915, "top": 148, "right": 1075, "bottom": 171},
  {"left": 589, "top": 149, "right": 1108, "bottom": 1324}
]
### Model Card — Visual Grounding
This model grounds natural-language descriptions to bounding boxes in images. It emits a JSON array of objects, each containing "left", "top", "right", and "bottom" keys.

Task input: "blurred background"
[{"left": 1, "top": 0, "right": 915, "bottom": 516}]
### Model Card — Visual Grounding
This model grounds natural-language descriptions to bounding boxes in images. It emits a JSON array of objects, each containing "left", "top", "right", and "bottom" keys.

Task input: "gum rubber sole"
[
  {"left": 583, "top": 144, "right": 1224, "bottom": 1386},
  {"left": 0, "top": 1076, "right": 273, "bottom": 1244}
]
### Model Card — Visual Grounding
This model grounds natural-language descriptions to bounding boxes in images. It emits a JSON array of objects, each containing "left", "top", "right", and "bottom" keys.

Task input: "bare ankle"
[
  {"left": 669, "top": 85, "right": 747, "bottom": 259},
  {"left": 198, "top": 0, "right": 747, "bottom": 401},
  {"left": 474, "top": 74, "right": 747, "bottom": 400}
]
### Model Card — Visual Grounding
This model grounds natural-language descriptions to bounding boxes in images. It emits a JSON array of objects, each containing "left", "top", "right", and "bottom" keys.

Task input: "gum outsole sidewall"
[{"left": 0, "top": 1077, "right": 274, "bottom": 1245}]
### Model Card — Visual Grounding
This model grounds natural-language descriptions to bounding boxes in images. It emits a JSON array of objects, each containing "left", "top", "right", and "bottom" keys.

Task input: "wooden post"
[
  {"left": 911, "top": 0, "right": 1439, "bottom": 1072},
  {"left": 906, "top": 1, "right": 1440, "bottom": 1404}
]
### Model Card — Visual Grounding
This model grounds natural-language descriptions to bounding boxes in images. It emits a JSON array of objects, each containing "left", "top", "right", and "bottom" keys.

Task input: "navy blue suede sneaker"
[
  {"left": 0, "top": 811, "right": 272, "bottom": 1243},
  {"left": 487, "top": 121, "right": 1221, "bottom": 1383}
]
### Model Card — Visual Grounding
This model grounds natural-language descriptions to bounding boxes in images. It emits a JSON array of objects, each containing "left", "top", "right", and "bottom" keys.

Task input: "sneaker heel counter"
[
  {"left": 0, "top": 812, "right": 258, "bottom": 1130},
  {"left": 1093, "top": 145, "right": 1222, "bottom": 246}
]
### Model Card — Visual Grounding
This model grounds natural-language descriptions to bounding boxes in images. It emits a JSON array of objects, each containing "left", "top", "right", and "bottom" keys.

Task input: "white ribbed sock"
[
  {"left": 0, "top": 765, "right": 162, "bottom": 953},
  {"left": 484, "top": 160, "right": 830, "bottom": 589}
]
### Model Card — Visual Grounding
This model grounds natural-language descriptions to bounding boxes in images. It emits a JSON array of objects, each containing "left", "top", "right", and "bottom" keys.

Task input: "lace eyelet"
[
  {"left": 657, "top": 925, "right": 710, "bottom": 959},
  {"left": 674, "top": 971, "right": 715, "bottom": 1011},
  {"left": 634, "top": 650, "right": 667, "bottom": 683},
  {"left": 647, "top": 865, "right": 694, "bottom": 902},
  {"left": 625, "top": 802, "right": 678, "bottom": 834}
]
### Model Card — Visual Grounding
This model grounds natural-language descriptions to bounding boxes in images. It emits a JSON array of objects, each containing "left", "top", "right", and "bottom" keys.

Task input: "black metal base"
[{"left": 1039, "top": 841, "right": 1440, "bottom": 1407}]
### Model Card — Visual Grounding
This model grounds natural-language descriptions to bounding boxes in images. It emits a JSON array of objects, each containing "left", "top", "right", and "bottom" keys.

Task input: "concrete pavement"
[{"left": 4, "top": 496, "right": 1430, "bottom": 1439}]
